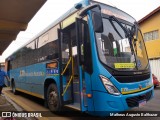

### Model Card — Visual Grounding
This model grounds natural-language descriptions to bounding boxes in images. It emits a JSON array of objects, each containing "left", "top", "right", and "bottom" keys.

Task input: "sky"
[{"left": 0, "top": 0, "right": 160, "bottom": 62}]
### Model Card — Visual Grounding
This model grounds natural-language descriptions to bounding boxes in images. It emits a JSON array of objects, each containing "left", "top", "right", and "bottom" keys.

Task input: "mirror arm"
[{"left": 78, "top": 3, "right": 101, "bottom": 18}]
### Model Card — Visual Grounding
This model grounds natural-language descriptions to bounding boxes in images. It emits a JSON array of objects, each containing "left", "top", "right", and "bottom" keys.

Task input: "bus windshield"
[{"left": 95, "top": 16, "right": 148, "bottom": 71}]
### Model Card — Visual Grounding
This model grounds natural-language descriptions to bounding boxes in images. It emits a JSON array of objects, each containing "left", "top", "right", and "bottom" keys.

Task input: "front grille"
[
  {"left": 114, "top": 73, "right": 150, "bottom": 83},
  {"left": 126, "top": 90, "right": 152, "bottom": 108}
]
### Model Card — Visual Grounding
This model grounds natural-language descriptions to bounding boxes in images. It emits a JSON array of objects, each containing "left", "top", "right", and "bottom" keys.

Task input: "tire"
[
  {"left": 47, "top": 84, "right": 61, "bottom": 112},
  {"left": 12, "top": 81, "right": 18, "bottom": 95}
]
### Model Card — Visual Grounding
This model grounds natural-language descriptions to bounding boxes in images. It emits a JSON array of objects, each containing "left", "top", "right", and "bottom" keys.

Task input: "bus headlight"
[{"left": 100, "top": 75, "right": 120, "bottom": 95}]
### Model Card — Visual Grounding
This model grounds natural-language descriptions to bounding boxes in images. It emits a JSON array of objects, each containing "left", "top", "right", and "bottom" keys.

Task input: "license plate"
[{"left": 138, "top": 100, "right": 146, "bottom": 107}]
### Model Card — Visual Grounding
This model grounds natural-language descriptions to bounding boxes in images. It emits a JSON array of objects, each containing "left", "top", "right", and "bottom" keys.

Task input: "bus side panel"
[
  {"left": 30, "top": 62, "right": 60, "bottom": 98},
  {"left": 82, "top": 72, "right": 94, "bottom": 111},
  {"left": 26, "top": 63, "right": 46, "bottom": 96},
  {"left": 10, "top": 67, "right": 26, "bottom": 90}
]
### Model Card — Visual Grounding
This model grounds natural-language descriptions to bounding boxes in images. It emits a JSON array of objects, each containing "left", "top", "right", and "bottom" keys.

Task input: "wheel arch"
[{"left": 44, "top": 77, "right": 59, "bottom": 100}]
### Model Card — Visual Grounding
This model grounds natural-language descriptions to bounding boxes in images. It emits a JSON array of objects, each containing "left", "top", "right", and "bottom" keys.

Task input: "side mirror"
[
  {"left": 78, "top": 3, "right": 103, "bottom": 33},
  {"left": 92, "top": 11, "right": 103, "bottom": 33}
]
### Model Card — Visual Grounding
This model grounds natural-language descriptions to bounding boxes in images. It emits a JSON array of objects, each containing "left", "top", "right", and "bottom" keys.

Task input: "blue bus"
[{"left": 5, "top": 0, "right": 153, "bottom": 116}]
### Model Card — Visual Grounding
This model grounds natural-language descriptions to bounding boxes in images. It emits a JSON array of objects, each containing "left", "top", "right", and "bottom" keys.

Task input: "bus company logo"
[
  {"left": 20, "top": 70, "right": 25, "bottom": 76},
  {"left": 133, "top": 71, "right": 142, "bottom": 74},
  {"left": 19, "top": 70, "right": 45, "bottom": 77}
]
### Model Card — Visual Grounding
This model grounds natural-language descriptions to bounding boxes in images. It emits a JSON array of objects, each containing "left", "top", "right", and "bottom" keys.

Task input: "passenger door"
[
  {"left": 58, "top": 28, "right": 73, "bottom": 105},
  {"left": 58, "top": 17, "right": 92, "bottom": 111}
]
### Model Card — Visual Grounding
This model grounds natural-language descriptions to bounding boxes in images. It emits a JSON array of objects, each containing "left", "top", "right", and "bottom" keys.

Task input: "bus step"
[{"left": 64, "top": 103, "right": 80, "bottom": 111}]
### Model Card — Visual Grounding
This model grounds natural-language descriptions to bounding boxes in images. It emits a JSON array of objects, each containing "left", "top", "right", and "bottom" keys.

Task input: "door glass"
[{"left": 61, "top": 33, "right": 70, "bottom": 64}]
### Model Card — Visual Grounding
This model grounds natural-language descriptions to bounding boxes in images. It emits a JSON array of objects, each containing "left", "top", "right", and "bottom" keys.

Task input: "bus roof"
[
  {"left": 22, "top": 0, "right": 135, "bottom": 48},
  {"left": 23, "top": 0, "right": 135, "bottom": 48},
  {"left": 24, "top": 0, "right": 88, "bottom": 45}
]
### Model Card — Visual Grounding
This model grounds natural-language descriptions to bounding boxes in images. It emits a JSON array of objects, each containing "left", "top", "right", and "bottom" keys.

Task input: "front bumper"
[{"left": 89, "top": 86, "right": 154, "bottom": 116}]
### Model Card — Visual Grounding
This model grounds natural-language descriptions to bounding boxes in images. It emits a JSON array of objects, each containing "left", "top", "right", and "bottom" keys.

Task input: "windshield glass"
[
  {"left": 96, "top": 18, "right": 148, "bottom": 71},
  {"left": 132, "top": 29, "right": 148, "bottom": 70}
]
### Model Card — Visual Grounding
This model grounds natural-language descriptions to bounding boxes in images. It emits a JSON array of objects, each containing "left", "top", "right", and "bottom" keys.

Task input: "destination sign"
[
  {"left": 91, "top": 0, "right": 136, "bottom": 23},
  {"left": 114, "top": 63, "right": 135, "bottom": 69}
]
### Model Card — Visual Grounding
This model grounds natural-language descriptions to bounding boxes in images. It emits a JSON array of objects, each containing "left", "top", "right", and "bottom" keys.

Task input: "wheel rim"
[{"left": 48, "top": 90, "right": 58, "bottom": 108}]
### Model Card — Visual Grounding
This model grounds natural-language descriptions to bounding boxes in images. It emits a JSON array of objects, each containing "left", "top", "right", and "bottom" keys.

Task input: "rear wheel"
[{"left": 47, "top": 84, "right": 61, "bottom": 112}]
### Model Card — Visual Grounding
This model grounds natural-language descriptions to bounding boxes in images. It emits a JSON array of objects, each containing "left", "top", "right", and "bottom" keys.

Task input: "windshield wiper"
[
  {"left": 109, "top": 18, "right": 123, "bottom": 39},
  {"left": 130, "top": 22, "right": 138, "bottom": 39},
  {"left": 130, "top": 22, "right": 139, "bottom": 55},
  {"left": 109, "top": 16, "right": 135, "bottom": 55},
  {"left": 130, "top": 22, "right": 140, "bottom": 69},
  {"left": 109, "top": 16, "right": 129, "bottom": 38}
]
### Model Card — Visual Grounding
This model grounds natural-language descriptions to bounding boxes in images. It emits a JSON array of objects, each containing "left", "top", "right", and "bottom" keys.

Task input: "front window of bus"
[{"left": 95, "top": 17, "right": 148, "bottom": 71}]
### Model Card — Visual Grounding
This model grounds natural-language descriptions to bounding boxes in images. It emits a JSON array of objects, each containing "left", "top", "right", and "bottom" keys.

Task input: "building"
[{"left": 138, "top": 6, "right": 160, "bottom": 81}]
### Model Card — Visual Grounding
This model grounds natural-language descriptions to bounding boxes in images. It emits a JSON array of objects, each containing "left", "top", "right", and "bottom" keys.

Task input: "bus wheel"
[
  {"left": 47, "top": 84, "right": 61, "bottom": 112},
  {"left": 12, "top": 81, "right": 17, "bottom": 95}
]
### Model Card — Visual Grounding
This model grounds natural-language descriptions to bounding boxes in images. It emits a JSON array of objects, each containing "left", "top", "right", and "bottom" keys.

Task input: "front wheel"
[{"left": 47, "top": 84, "right": 61, "bottom": 112}]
